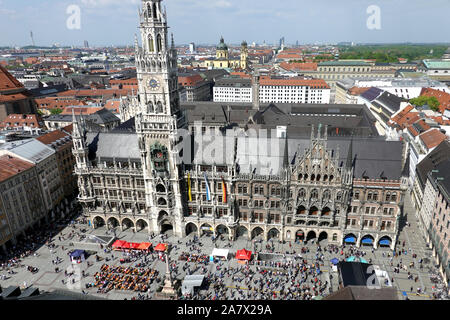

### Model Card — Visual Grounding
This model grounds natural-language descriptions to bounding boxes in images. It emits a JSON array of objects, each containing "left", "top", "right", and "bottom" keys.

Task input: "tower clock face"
[{"left": 149, "top": 78, "right": 159, "bottom": 90}]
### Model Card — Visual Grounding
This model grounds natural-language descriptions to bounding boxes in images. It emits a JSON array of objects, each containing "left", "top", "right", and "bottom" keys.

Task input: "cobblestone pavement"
[{"left": 0, "top": 194, "right": 446, "bottom": 300}]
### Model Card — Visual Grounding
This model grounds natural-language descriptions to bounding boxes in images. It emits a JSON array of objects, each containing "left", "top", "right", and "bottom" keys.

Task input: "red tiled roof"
[
  {"left": 178, "top": 74, "right": 204, "bottom": 87},
  {"left": 56, "top": 89, "right": 131, "bottom": 98},
  {"left": 0, "top": 92, "right": 29, "bottom": 103},
  {"left": 36, "top": 129, "right": 70, "bottom": 145},
  {"left": 35, "top": 98, "right": 87, "bottom": 110},
  {"left": 260, "top": 77, "right": 329, "bottom": 89},
  {"left": 0, "top": 155, "right": 35, "bottom": 183},
  {"left": 0, "top": 114, "right": 43, "bottom": 129},
  {"left": 419, "top": 129, "right": 448, "bottom": 150},
  {"left": 348, "top": 86, "right": 371, "bottom": 96},
  {"left": 61, "top": 124, "right": 73, "bottom": 134},
  {"left": 230, "top": 72, "right": 251, "bottom": 79},
  {"left": 420, "top": 88, "right": 450, "bottom": 113},
  {"left": 277, "top": 53, "right": 303, "bottom": 59},
  {"left": 280, "top": 62, "right": 318, "bottom": 72},
  {"left": 0, "top": 65, "right": 24, "bottom": 92},
  {"left": 61, "top": 106, "right": 104, "bottom": 115},
  {"left": 104, "top": 100, "right": 121, "bottom": 113}
]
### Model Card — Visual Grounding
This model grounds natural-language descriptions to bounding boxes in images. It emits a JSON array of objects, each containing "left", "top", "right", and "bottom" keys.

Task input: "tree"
[
  {"left": 410, "top": 96, "right": 440, "bottom": 112},
  {"left": 50, "top": 108, "right": 63, "bottom": 115}
]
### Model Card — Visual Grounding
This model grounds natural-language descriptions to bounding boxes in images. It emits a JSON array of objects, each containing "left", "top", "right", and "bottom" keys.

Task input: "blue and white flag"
[{"left": 204, "top": 173, "right": 211, "bottom": 201}]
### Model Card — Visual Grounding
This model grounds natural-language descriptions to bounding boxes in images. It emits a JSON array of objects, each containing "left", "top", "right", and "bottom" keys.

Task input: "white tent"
[{"left": 211, "top": 248, "right": 229, "bottom": 260}]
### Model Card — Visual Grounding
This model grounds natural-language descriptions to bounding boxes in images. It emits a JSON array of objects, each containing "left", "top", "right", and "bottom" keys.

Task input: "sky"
[{"left": 0, "top": 0, "right": 449, "bottom": 47}]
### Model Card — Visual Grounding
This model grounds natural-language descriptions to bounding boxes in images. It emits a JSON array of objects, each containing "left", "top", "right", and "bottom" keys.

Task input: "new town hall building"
[{"left": 74, "top": 0, "right": 408, "bottom": 250}]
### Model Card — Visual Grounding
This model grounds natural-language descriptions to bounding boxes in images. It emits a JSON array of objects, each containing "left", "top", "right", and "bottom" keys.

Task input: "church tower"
[
  {"left": 134, "top": 0, "right": 186, "bottom": 237},
  {"left": 240, "top": 40, "right": 248, "bottom": 69}
]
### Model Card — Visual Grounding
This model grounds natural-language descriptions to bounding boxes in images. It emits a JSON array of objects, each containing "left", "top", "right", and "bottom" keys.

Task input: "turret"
[{"left": 252, "top": 70, "right": 260, "bottom": 111}]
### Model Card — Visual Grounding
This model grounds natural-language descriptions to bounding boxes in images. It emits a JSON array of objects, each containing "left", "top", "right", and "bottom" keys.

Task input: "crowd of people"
[{"left": 89, "top": 264, "right": 159, "bottom": 294}]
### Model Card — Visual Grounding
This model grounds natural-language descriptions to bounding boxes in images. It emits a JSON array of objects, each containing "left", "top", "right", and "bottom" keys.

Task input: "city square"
[
  {"left": 0, "top": 0, "right": 449, "bottom": 303},
  {"left": 0, "top": 194, "right": 447, "bottom": 300}
]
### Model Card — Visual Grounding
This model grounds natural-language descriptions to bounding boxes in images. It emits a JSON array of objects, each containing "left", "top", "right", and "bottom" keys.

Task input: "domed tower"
[
  {"left": 240, "top": 40, "right": 248, "bottom": 69},
  {"left": 216, "top": 36, "right": 229, "bottom": 60}
]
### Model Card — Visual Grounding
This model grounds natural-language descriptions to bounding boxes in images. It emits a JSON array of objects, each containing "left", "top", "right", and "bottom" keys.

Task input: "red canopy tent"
[
  {"left": 112, "top": 240, "right": 128, "bottom": 250},
  {"left": 130, "top": 243, "right": 141, "bottom": 250},
  {"left": 154, "top": 243, "right": 168, "bottom": 252},
  {"left": 137, "top": 242, "right": 152, "bottom": 250},
  {"left": 235, "top": 249, "right": 252, "bottom": 261}
]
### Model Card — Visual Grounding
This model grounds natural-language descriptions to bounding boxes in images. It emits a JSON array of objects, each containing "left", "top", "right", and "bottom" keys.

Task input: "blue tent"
[
  {"left": 330, "top": 258, "right": 339, "bottom": 265},
  {"left": 70, "top": 250, "right": 85, "bottom": 258}
]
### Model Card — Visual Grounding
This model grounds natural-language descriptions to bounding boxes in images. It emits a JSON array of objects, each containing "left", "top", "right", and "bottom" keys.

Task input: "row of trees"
[{"left": 338, "top": 45, "right": 448, "bottom": 63}]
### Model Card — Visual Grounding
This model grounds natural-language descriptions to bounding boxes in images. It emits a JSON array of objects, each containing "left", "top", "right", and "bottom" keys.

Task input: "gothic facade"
[{"left": 74, "top": 0, "right": 407, "bottom": 250}]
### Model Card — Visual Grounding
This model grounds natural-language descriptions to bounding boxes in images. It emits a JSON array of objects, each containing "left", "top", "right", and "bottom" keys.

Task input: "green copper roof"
[
  {"left": 423, "top": 59, "right": 450, "bottom": 69},
  {"left": 217, "top": 37, "right": 228, "bottom": 50}
]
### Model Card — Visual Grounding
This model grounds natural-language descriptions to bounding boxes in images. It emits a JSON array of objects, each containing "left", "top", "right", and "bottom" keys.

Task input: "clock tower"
[{"left": 134, "top": 0, "right": 186, "bottom": 237}]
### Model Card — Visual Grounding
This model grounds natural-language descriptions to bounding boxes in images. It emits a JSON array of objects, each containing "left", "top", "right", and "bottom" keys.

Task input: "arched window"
[
  {"left": 156, "top": 101, "right": 163, "bottom": 113},
  {"left": 385, "top": 192, "right": 391, "bottom": 202},
  {"left": 336, "top": 192, "right": 342, "bottom": 201},
  {"left": 311, "top": 189, "right": 318, "bottom": 200},
  {"left": 391, "top": 193, "right": 397, "bottom": 202},
  {"left": 147, "top": 102, "right": 154, "bottom": 113},
  {"left": 323, "top": 190, "right": 331, "bottom": 201},
  {"left": 157, "top": 34, "right": 162, "bottom": 52},
  {"left": 148, "top": 35, "right": 154, "bottom": 52},
  {"left": 153, "top": 3, "right": 157, "bottom": 19},
  {"left": 147, "top": 3, "right": 151, "bottom": 18},
  {"left": 298, "top": 189, "right": 306, "bottom": 199}
]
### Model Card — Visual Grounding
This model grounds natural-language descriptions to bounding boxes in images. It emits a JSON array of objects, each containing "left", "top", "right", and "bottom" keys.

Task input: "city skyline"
[{"left": 1, "top": 0, "right": 450, "bottom": 47}]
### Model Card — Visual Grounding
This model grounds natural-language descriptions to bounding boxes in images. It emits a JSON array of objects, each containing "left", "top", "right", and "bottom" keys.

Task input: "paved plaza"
[{"left": 0, "top": 194, "right": 448, "bottom": 300}]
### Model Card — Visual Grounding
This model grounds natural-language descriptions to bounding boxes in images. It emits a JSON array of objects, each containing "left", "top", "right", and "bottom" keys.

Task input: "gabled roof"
[
  {"left": 0, "top": 155, "right": 35, "bottom": 183},
  {"left": 0, "top": 65, "right": 24, "bottom": 92},
  {"left": 416, "top": 139, "right": 450, "bottom": 189},
  {"left": 419, "top": 128, "right": 447, "bottom": 150}
]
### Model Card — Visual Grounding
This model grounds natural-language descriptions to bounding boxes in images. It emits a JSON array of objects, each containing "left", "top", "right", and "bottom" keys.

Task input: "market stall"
[
  {"left": 70, "top": 250, "right": 86, "bottom": 264},
  {"left": 112, "top": 240, "right": 129, "bottom": 250},
  {"left": 235, "top": 249, "right": 252, "bottom": 263},
  {"left": 211, "top": 248, "right": 229, "bottom": 261},
  {"left": 154, "top": 243, "right": 168, "bottom": 252}
]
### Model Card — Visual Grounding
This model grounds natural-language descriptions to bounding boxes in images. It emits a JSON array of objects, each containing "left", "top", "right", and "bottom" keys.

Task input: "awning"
[
  {"left": 137, "top": 242, "right": 152, "bottom": 250},
  {"left": 379, "top": 239, "right": 391, "bottom": 246},
  {"left": 130, "top": 242, "right": 141, "bottom": 249},
  {"left": 211, "top": 248, "right": 229, "bottom": 259},
  {"left": 154, "top": 243, "right": 168, "bottom": 252},
  {"left": 361, "top": 237, "right": 373, "bottom": 244},
  {"left": 235, "top": 249, "right": 252, "bottom": 261},
  {"left": 112, "top": 240, "right": 128, "bottom": 249},
  {"left": 344, "top": 236, "right": 356, "bottom": 243},
  {"left": 346, "top": 256, "right": 356, "bottom": 262}
]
